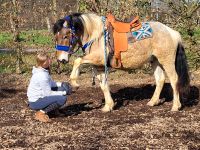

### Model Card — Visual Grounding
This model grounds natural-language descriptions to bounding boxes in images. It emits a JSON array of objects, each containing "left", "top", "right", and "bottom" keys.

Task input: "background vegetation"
[{"left": 0, "top": 0, "right": 199, "bottom": 74}]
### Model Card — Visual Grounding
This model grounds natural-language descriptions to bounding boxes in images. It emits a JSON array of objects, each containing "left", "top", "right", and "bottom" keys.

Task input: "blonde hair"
[{"left": 36, "top": 52, "right": 49, "bottom": 67}]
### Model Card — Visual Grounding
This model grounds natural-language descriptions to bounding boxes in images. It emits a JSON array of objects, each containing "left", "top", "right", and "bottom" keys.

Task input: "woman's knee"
[{"left": 56, "top": 96, "right": 67, "bottom": 106}]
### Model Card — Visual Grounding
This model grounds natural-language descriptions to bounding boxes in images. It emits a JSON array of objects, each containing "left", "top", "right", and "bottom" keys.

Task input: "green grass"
[
  {"left": 20, "top": 30, "right": 53, "bottom": 46},
  {"left": 179, "top": 27, "right": 200, "bottom": 40},
  {"left": 194, "top": 27, "right": 200, "bottom": 44},
  {"left": 0, "top": 30, "right": 53, "bottom": 48},
  {"left": 0, "top": 32, "right": 13, "bottom": 47}
]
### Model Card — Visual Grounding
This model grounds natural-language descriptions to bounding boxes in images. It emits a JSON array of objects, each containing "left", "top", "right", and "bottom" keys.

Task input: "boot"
[{"left": 35, "top": 111, "right": 51, "bottom": 123}]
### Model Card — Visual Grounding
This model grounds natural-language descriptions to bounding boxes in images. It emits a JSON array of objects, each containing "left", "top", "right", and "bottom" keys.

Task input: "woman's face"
[{"left": 42, "top": 58, "right": 51, "bottom": 69}]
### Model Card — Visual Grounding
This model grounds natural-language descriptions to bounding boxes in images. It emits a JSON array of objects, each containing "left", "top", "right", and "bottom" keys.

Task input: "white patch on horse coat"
[{"left": 57, "top": 52, "right": 69, "bottom": 61}]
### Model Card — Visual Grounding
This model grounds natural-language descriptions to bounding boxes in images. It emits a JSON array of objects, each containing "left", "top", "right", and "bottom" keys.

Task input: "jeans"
[{"left": 29, "top": 87, "right": 67, "bottom": 110}]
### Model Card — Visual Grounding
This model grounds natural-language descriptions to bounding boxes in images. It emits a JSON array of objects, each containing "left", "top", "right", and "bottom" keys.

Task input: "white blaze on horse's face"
[
  {"left": 63, "top": 21, "right": 68, "bottom": 28},
  {"left": 55, "top": 26, "right": 71, "bottom": 63}
]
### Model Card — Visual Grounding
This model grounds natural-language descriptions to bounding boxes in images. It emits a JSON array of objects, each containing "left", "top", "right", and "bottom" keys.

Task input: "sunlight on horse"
[{"left": 53, "top": 13, "right": 190, "bottom": 112}]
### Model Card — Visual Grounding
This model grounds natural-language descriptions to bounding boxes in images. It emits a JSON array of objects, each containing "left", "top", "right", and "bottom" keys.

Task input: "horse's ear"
[{"left": 53, "top": 19, "right": 65, "bottom": 34}]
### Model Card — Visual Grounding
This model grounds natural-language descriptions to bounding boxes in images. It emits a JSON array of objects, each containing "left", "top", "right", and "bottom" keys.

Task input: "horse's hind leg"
[
  {"left": 97, "top": 73, "right": 114, "bottom": 112},
  {"left": 147, "top": 61, "right": 165, "bottom": 106},
  {"left": 162, "top": 62, "right": 181, "bottom": 111}
]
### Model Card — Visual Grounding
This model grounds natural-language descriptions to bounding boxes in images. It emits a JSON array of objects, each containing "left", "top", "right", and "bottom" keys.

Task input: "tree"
[
  {"left": 166, "top": 0, "right": 200, "bottom": 68},
  {"left": 11, "top": 0, "right": 23, "bottom": 74}
]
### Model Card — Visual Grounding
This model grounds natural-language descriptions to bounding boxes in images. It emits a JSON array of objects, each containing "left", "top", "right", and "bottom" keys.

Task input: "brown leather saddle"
[{"left": 106, "top": 13, "right": 142, "bottom": 68}]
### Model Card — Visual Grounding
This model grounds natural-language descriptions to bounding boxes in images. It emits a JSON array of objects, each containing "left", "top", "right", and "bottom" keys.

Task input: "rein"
[{"left": 102, "top": 16, "right": 109, "bottom": 84}]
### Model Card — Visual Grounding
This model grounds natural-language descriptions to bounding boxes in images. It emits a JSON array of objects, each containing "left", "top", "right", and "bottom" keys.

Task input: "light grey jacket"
[{"left": 27, "top": 67, "right": 66, "bottom": 102}]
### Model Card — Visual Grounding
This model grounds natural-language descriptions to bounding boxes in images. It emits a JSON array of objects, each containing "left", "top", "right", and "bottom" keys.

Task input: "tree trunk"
[
  {"left": 52, "top": 0, "right": 57, "bottom": 20},
  {"left": 11, "top": 0, "right": 22, "bottom": 74},
  {"left": 46, "top": 17, "right": 51, "bottom": 32}
]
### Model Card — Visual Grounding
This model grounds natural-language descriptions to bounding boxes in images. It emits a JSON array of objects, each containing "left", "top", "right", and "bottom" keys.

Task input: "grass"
[
  {"left": 0, "top": 30, "right": 53, "bottom": 48},
  {"left": 0, "top": 32, "right": 13, "bottom": 47},
  {"left": 194, "top": 27, "right": 200, "bottom": 44}
]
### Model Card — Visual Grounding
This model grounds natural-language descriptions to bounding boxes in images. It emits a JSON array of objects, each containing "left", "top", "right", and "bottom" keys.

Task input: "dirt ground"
[{"left": 0, "top": 69, "right": 200, "bottom": 150}]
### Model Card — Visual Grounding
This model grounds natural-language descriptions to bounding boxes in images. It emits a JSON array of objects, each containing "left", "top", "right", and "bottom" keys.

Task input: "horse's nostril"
[{"left": 61, "top": 59, "right": 68, "bottom": 64}]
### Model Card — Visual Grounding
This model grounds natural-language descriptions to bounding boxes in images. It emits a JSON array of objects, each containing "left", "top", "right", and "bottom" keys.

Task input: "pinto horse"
[{"left": 53, "top": 13, "right": 190, "bottom": 112}]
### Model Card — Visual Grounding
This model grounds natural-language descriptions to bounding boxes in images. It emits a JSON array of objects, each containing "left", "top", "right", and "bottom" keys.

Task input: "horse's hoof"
[
  {"left": 171, "top": 105, "right": 181, "bottom": 111},
  {"left": 147, "top": 99, "right": 160, "bottom": 106},
  {"left": 171, "top": 107, "right": 179, "bottom": 111},
  {"left": 101, "top": 105, "right": 112, "bottom": 112},
  {"left": 147, "top": 100, "right": 156, "bottom": 106},
  {"left": 147, "top": 101, "right": 154, "bottom": 106}
]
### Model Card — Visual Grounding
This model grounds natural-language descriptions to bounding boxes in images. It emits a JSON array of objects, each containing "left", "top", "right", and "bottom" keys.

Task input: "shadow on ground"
[{"left": 111, "top": 83, "right": 199, "bottom": 110}]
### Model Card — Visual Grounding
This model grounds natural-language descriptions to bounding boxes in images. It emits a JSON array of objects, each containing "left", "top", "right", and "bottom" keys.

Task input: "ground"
[{"left": 0, "top": 70, "right": 200, "bottom": 149}]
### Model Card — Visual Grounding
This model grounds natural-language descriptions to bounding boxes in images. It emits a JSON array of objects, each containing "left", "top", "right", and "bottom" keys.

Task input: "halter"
[
  {"left": 55, "top": 16, "right": 94, "bottom": 55},
  {"left": 55, "top": 16, "right": 79, "bottom": 53}
]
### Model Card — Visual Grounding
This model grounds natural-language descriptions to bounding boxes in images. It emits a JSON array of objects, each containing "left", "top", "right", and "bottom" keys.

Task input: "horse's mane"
[
  {"left": 53, "top": 13, "right": 103, "bottom": 42},
  {"left": 80, "top": 13, "right": 103, "bottom": 41}
]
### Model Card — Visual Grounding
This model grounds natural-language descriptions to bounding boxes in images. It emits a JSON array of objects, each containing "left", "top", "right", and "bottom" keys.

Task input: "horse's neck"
[{"left": 81, "top": 35, "right": 90, "bottom": 46}]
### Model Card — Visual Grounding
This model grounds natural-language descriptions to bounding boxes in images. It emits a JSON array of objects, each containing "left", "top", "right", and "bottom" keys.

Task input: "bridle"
[
  {"left": 55, "top": 15, "right": 96, "bottom": 55},
  {"left": 55, "top": 26, "right": 82, "bottom": 55}
]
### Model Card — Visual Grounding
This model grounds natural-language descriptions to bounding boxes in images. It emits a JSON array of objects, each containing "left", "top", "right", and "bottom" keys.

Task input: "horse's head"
[{"left": 53, "top": 14, "right": 84, "bottom": 63}]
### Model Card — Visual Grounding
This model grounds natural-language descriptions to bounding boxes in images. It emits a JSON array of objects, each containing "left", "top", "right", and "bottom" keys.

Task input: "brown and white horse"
[{"left": 53, "top": 13, "right": 190, "bottom": 112}]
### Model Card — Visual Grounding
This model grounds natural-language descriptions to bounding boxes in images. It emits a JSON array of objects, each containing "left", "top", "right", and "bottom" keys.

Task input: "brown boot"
[{"left": 35, "top": 111, "right": 51, "bottom": 123}]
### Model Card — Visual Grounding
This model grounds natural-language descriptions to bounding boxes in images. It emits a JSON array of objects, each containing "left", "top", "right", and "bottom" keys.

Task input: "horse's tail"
[{"left": 175, "top": 42, "right": 190, "bottom": 100}]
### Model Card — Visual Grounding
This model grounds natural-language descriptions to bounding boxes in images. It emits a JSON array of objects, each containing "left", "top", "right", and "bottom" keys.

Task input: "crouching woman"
[{"left": 27, "top": 52, "right": 72, "bottom": 123}]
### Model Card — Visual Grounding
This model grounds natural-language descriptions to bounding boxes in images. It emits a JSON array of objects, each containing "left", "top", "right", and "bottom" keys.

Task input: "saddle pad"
[{"left": 131, "top": 22, "right": 153, "bottom": 41}]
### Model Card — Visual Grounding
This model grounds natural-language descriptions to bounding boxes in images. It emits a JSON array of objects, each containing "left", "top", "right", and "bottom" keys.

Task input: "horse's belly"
[{"left": 121, "top": 40, "right": 152, "bottom": 69}]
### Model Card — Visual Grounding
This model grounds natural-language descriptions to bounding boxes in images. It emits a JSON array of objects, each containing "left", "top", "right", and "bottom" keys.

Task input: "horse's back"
[
  {"left": 121, "top": 21, "right": 181, "bottom": 69},
  {"left": 149, "top": 22, "right": 181, "bottom": 62},
  {"left": 150, "top": 21, "right": 181, "bottom": 44}
]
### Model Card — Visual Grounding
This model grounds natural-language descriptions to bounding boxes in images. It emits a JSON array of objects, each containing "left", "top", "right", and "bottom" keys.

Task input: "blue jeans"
[{"left": 29, "top": 87, "right": 67, "bottom": 110}]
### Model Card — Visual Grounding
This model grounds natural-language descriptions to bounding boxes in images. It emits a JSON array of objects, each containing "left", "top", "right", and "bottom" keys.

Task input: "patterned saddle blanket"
[{"left": 131, "top": 22, "right": 153, "bottom": 41}]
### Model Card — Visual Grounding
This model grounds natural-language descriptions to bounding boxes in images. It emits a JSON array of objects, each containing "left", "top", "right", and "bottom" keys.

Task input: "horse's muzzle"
[{"left": 60, "top": 59, "right": 68, "bottom": 64}]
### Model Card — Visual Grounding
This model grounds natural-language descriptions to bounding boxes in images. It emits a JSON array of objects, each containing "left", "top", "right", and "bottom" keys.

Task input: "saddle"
[{"left": 106, "top": 13, "right": 142, "bottom": 68}]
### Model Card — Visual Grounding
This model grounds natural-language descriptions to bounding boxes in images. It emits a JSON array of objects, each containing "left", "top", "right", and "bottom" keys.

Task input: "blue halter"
[{"left": 55, "top": 45, "right": 70, "bottom": 52}]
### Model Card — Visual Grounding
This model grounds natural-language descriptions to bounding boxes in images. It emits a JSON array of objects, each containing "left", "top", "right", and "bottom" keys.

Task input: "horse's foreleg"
[
  {"left": 70, "top": 57, "right": 82, "bottom": 88},
  {"left": 97, "top": 73, "right": 114, "bottom": 112},
  {"left": 57, "top": 60, "right": 61, "bottom": 74}
]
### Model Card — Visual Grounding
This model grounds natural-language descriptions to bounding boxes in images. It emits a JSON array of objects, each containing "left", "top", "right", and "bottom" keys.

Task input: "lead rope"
[{"left": 102, "top": 16, "right": 108, "bottom": 85}]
